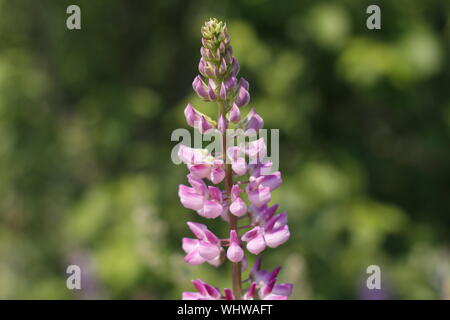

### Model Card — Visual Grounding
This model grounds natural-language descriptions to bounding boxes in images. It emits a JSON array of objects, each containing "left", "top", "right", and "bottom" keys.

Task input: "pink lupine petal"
[
  {"left": 260, "top": 278, "right": 276, "bottom": 297},
  {"left": 246, "top": 233, "right": 266, "bottom": 255},
  {"left": 245, "top": 109, "right": 264, "bottom": 131},
  {"left": 186, "top": 221, "right": 207, "bottom": 239},
  {"left": 241, "top": 227, "right": 260, "bottom": 242},
  {"left": 264, "top": 225, "right": 290, "bottom": 248},
  {"left": 192, "top": 75, "right": 209, "bottom": 100},
  {"left": 184, "top": 104, "right": 201, "bottom": 128},
  {"left": 227, "top": 230, "right": 244, "bottom": 262},
  {"left": 224, "top": 288, "right": 235, "bottom": 300},
  {"left": 198, "top": 240, "right": 220, "bottom": 260},
  {"left": 230, "top": 185, "right": 240, "bottom": 201},
  {"left": 259, "top": 172, "right": 282, "bottom": 190},
  {"left": 269, "top": 266, "right": 282, "bottom": 280},
  {"left": 204, "top": 283, "right": 222, "bottom": 299},
  {"left": 219, "top": 82, "right": 227, "bottom": 100},
  {"left": 227, "top": 243, "right": 244, "bottom": 262},
  {"left": 229, "top": 230, "right": 239, "bottom": 243},
  {"left": 200, "top": 199, "right": 223, "bottom": 219},
  {"left": 203, "top": 229, "right": 219, "bottom": 244},
  {"left": 200, "top": 116, "right": 213, "bottom": 133},
  {"left": 229, "top": 103, "right": 241, "bottom": 123},
  {"left": 210, "top": 167, "right": 225, "bottom": 184},
  {"left": 248, "top": 186, "right": 271, "bottom": 207},
  {"left": 232, "top": 157, "right": 247, "bottom": 176},
  {"left": 182, "top": 237, "right": 199, "bottom": 253},
  {"left": 187, "top": 174, "right": 208, "bottom": 194},
  {"left": 182, "top": 292, "right": 204, "bottom": 300},
  {"left": 184, "top": 250, "right": 206, "bottom": 265},
  {"left": 265, "top": 212, "right": 287, "bottom": 231},
  {"left": 189, "top": 164, "right": 211, "bottom": 179},
  {"left": 264, "top": 204, "right": 279, "bottom": 219},
  {"left": 198, "top": 58, "right": 207, "bottom": 77},
  {"left": 178, "top": 145, "right": 206, "bottom": 164},
  {"left": 220, "top": 204, "right": 230, "bottom": 222},
  {"left": 207, "top": 253, "right": 223, "bottom": 267},
  {"left": 248, "top": 161, "right": 273, "bottom": 178},
  {"left": 229, "top": 197, "right": 247, "bottom": 217},
  {"left": 254, "top": 270, "right": 271, "bottom": 286},
  {"left": 227, "top": 146, "right": 242, "bottom": 162},
  {"left": 238, "top": 77, "right": 250, "bottom": 91},
  {"left": 262, "top": 294, "right": 288, "bottom": 300},
  {"left": 245, "top": 137, "right": 266, "bottom": 159},
  {"left": 207, "top": 79, "right": 217, "bottom": 100},
  {"left": 208, "top": 186, "right": 223, "bottom": 202},
  {"left": 231, "top": 57, "right": 240, "bottom": 76},
  {"left": 235, "top": 86, "right": 250, "bottom": 108},
  {"left": 192, "top": 279, "right": 208, "bottom": 295},
  {"left": 224, "top": 76, "right": 237, "bottom": 91},
  {"left": 178, "top": 185, "right": 204, "bottom": 211},
  {"left": 243, "top": 282, "right": 257, "bottom": 300},
  {"left": 272, "top": 283, "right": 293, "bottom": 297}
]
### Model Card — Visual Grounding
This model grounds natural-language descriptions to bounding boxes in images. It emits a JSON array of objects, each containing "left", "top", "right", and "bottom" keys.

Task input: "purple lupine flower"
[
  {"left": 227, "top": 230, "right": 244, "bottom": 262},
  {"left": 183, "top": 104, "right": 213, "bottom": 133},
  {"left": 259, "top": 280, "right": 293, "bottom": 300},
  {"left": 248, "top": 257, "right": 293, "bottom": 300},
  {"left": 182, "top": 279, "right": 223, "bottom": 300},
  {"left": 228, "top": 103, "right": 241, "bottom": 123},
  {"left": 241, "top": 213, "right": 290, "bottom": 254},
  {"left": 192, "top": 75, "right": 210, "bottom": 100},
  {"left": 243, "top": 108, "right": 264, "bottom": 132},
  {"left": 182, "top": 222, "right": 223, "bottom": 266},
  {"left": 178, "top": 177, "right": 224, "bottom": 219},
  {"left": 177, "top": 18, "right": 293, "bottom": 300},
  {"left": 225, "top": 138, "right": 267, "bottom": 177},
  {"left": 229, "top": 185, "right": 247, "bottom": 217},
  {"left": 178, "top": 145, "right": 225, "bottom": 184}
]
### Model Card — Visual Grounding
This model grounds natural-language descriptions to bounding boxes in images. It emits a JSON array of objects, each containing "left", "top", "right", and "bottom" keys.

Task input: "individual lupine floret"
[
  {"left": 242, "top": 108, "right": 264, "bottom": 132},
  {"left": 250, "top": 203, "right": 279, "bottom": 226},
  {"left": 184, "top": 104, "right": 214, "bottom": 133},
  {"left": 246, "top": 171, "right": 282, "bottom": 207},
  {"left": 229, "top": 185, "right": 247, "bottom": 217},
  {"left": 182, "top": 222, "right": 223, "bottom": 266},
  {"left": 259, "top": 279, "right": 293, "bottom": 300},
  {"left": 178, "top": 144, "right": 225, "bottom": 184},
  {"left": 226, "top": 137, "right": 267, "bottom": 176},
  {"left": 178, "top": 175, "right": 224, "bottom": 219},
  {"left": 248, "top": 257, "right": 293, "bottom": 300},
  {"left": 241, "top": 212, "right": 290, "bottom": 254},
  {"left": 182, "top": 279, "right": 224, "bottom": 300},
  {"left": 227, "top": 230, "right": 244, "bottom": 263}
]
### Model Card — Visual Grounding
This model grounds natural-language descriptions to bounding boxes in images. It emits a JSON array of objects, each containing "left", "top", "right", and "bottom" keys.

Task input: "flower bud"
[
  {"left": 227, "top": 230, "right": 244, "bottom": 263},
  {"left": 228, "top": 103, "right": 241, "bottom": 123},
  {"left": 192, "top": 75, "right": 209, "bottom": 100}
]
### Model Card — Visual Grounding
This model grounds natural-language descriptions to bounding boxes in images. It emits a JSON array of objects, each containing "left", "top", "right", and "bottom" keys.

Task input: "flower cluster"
[
  {"left": 182, "top": 258, "right": 293, "bottom": 300},
  {"left": 178, "top": 18, "right": 293, "bottom": 300}
]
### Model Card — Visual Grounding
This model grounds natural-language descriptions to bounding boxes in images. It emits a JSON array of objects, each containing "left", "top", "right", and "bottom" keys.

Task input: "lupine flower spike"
[{"left": 178, "top": 18, "right": 293, "bottom": 300}]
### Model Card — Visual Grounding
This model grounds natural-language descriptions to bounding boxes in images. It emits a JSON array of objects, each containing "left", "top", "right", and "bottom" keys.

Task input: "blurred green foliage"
[{"left": 0, "top": 0, "right": 449, "bottom": 299}]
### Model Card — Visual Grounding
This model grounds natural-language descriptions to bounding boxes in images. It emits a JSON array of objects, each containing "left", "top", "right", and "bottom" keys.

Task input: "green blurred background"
[{"left": 0, "top": 0, "right": 449, "bottom": 299}]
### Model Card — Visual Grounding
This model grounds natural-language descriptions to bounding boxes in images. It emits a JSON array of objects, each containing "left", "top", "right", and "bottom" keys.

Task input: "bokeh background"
[{"left": 0, "top": 0, "right": 449, "bottom": 299}]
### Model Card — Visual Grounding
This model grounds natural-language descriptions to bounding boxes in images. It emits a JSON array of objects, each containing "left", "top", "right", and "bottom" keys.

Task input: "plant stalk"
[{"left": 219, "top": 101, "right": 242, "bottom": 299}]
